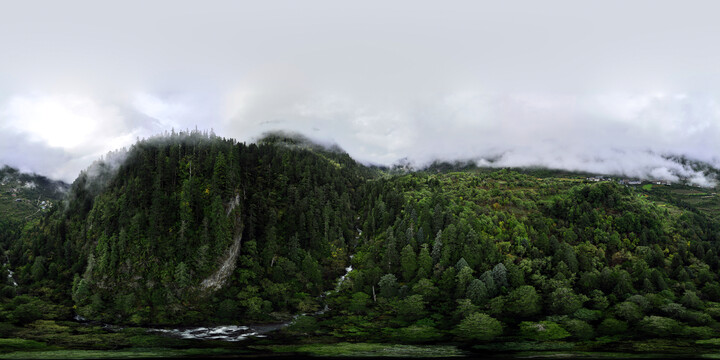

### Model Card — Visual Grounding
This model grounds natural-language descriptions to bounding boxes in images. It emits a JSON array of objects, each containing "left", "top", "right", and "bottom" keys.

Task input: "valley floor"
[{"left": 3, "top": 320, "right": 720, "bottom": 359}]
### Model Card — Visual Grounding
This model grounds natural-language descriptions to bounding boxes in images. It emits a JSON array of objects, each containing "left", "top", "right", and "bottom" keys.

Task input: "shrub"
[
  {"left": 705, "top": 307, "right": 720, "bottom": 319},
  {"left": 11, "top": 302, "right": 41, "bottom": 325},
  {"left": 703, "top": 284, "right": 720, "bottom": 302},
  {"left": 681, "top": 290, "right": 704, "bottom": 310},
  {"left": 682, "top": 326, "right": 715, "bottom": 339},
  {"left": 679, "top": 310, "right": 713, "bottom": 326},
  {"left": 0, "top": 322, "right": 18, "bottom": 337},
  {"left": 216, "top": 299, "right": 238, "bottom": 320},
  {"left": 454, "top": 299, "right": 478, "bottom": 321},
  {"left": 644, "top": 293, "right": 671, "bottom": 311},
  {"left": 627, "top": 294, "right": 651, "bottom": 312},
  {"left": 505, "top": 285, "right": 541, "bottom": 318},
  {"left": 519, "top": 321, "right": 570, "bottom": 341},
  {"left": 548, "top": 287, "right": 585, "bottom": 315},
  {"left": 614, "top": 301, "right": 643, "bottom": 323},
  {"left": 573, "top": 308, "right": 602, "bottom": 322},
  {"left": 393, "top": 324, "right": 444, "bottom": 343},
  {"left": 661, "top": 302, "right": 686, "bottom": 319},
  {"left": 487, "top": 296, "right": 506, "bottom": 317},
  {"left": 563, "top": 319, "right": 594, "bottom": 340},
  {"left": 638, "top": 316, "right": 681, "bottom": 338},
  {"left": 0, "top": 338, "right": 47, "bottom": 352},
  {"left": 349, "top": 292, "right": 371, "bottom": 314},
  {"left": 589, "top": 290, "right": 609, "bottom": 310},
  {"left": 286, "top": 316, "right": 319, "bottom": 335},
  {"left": 454, "top": 313, "right": 503, "bottom": 341},
  {"left": 398, "top": 295, "right": 425, "bottom": 321},
  {"left": 378, "top": 274, "right": 398, "bottom": 298},
  {"left": 597, "top": 318, "right": 628, "bottom": 336}
]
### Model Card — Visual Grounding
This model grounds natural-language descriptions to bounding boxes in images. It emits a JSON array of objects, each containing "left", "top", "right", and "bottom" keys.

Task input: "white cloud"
[
  {"left": 1, "top": 94, "right": 153, "bottom": 181},
  {"left": 2, "top": 89, "right": 719, "bottom": 186},
  {"left": 225, "top": 90, "right": 720, "bottom": 186},
  {"left": 3, "top": 95, "right": 106, "bottom": 150},
  {"left": 0, "top": 1, "right": 719, "bottom": 186}
]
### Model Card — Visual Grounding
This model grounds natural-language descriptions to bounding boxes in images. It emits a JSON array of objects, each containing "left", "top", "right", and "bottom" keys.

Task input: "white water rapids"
[
  {"left": 6, "top": 267, "right": 17, "bottom": 287},
  {"left": 4, "top": 255, "right": 18, "bottom": 287},
  {"left": 149, "top": 325, "right": 267, "bottom": 342}
]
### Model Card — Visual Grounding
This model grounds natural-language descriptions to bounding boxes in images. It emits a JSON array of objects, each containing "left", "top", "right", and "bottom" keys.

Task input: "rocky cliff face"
[{"left": 200, "top": 221, "right": 244, "bottom": 292}]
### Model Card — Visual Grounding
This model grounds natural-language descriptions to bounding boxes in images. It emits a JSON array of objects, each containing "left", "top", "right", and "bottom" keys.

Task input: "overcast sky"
[{"left": 1, "top": 0, "right": 720, "bottom": 185}]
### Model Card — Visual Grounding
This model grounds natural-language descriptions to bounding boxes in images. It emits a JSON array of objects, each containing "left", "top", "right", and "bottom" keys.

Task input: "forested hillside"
[
  {"left": 0, "top": 166, "right": 68, "bottom": 247},
  {"left": 0, "top": 166, "right": 68, "bottom": 301},
  {"left": 316, "top": 170, "right": 720, "bottom": 342},
  {"left": 3, "top": 131, "right": 720, "bottom": 348},
  {"left": 7, "top": 130, "right": 368, "bottom": 325}
]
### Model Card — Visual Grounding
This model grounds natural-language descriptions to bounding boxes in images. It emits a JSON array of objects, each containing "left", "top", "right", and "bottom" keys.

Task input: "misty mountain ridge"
[
  {"left": 222, "top": 130, "right": 715, "bottom": 187},
  {"left": 4, "top": 129, "right": 718, "bottom": 189},
  {"left": 388, "top": 153, "right": 719, "bottom": 188},
  {"left": 0, "top": 165, "right": 69, "bottom": 198},
  {"left": 192, "top": 130, "right": 720, "bottom": 189}
]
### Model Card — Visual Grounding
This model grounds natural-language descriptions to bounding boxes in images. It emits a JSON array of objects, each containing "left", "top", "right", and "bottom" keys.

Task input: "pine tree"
[
  {"left": 455, "top": 266, "right": 474, "bottom": 298},
  {"left": 492, "top": 263, "right": 508, "bottom": 288},
  {"left": 417, "top": 244, "right": 432, "bottom": 279},
  {"left": 480, "top": 270, "right": 497, "bottom": 297},
  {"left": 400, "top": 244, "right": 417, "bottom": 282},
  {"left": 466, "top": 279, "right": 488, "bottom": 305},
  {"left": 384, "top": 228, "right": 399, "bottom": 273},
  {"left": 431, "top": 230, "right": 443, "bottom": 264}
]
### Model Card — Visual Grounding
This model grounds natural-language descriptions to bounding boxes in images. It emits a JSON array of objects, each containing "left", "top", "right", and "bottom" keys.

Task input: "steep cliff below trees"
[{"left": 200, "top": 225, "right": 243, "bottom": 293}]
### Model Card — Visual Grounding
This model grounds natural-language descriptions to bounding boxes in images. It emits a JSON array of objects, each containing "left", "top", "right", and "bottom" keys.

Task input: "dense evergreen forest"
[
  {"left": 321, "top": 171, "right": 720, "bottom": 343},
  {"left": 2, "top": 130, "right": 720, "bottom": 355},
  {"left": 5, "top": 131, "right": 368, "bottom": 325}
]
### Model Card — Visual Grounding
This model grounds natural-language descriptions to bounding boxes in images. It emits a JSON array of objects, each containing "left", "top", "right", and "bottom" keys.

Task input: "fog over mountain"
[{"left": 1, "top": 1, "right": 719, "bottom": 185}]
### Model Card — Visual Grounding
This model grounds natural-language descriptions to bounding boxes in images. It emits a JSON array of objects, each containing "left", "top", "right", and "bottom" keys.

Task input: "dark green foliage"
[
  {"left": 573, "top": 308, "right": 602, "bottom": 322},
  {"left": 466, "top": 279, "right": 488, "bottom": 305},
  {"left": 285, "top": 315, "right": 319, "bottom": 335},
  {"left": 331, "top": 169, "right": 720, "bottom": 342},
  {"left": 5, "top": 132, "right": 720, "bottom": 344},
  {"left": 416, "top": 245, "right": 432, "bottom": 279},
  {"left": 597, "top": 318, "right": 628, "bottom": 336},
  {"left": 548, "top": 287, "right": 585, "bottom": 315},
  {"left": 412, "top": 279, "right": 438, "bottom": 300},
  {"left": 378, "top": 274, "right": 398, "bottom": 298},
  {"left": 681, "top": 290, "right": 703, "bottom": 310},
  {"left": 614, "top": 301, "right": 644, "bottom": 323},
  {"left": 0, "top": 166, "right": 68, "bottom": 303},
  {"left": 398, "top": 295, "right": 425, "bottom": 321},
  {"left": 638, "top": 316, "right": 681, "bottom": 338},
  {"left": 348, "top": 292, "right": 371, "bottom": 314},
  {"left": 11, "top": 302, "right": 42, "bottom": 325},
  {"left": 682, "top": 326, "right": 714, "bottom": 339},
  {"left": 8, "top": 131, "right": 366, "bottom": 325},
  {"left": 519, "top": 321, "right": 570, "bottom": 341},
  {"left": 505, "top": 285, "right": 542, "bottom": 318},
  {"left": 454, "top": 313, "right": 502, "bottom": 341},
  {"left": 563, "top": 319, "right": 594, "bottom": 340},
  {"left": 400, "top": 245, "right": 417, "bottom": 282},
  {"left": 392, "top": 323, "right": 444, "bottom": 343}
]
